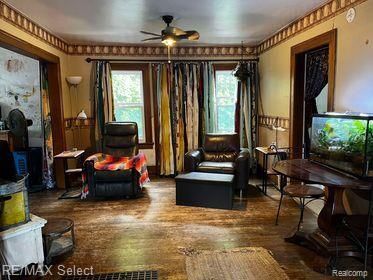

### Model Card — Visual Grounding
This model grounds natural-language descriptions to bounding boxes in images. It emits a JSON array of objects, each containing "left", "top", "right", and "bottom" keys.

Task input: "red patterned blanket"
[{"left": 81, "top": 152, "right": 149, "bottom": 198}]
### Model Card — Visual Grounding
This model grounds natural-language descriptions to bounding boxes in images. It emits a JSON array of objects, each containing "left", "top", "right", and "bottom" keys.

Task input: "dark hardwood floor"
[{"left": 28, "top": 178, "right": 337, "bottom": 279}]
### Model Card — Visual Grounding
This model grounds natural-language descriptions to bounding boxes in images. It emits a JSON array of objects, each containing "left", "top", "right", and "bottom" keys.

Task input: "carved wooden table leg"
[
  {"left": 310, "top": 186, "right": 351, "bottom": 273},
  {"left": 310, "top": 187, "right": 346, "bottom": 255},
  {"left": 283, "top": 185, "right": 352, "bottom": 273}
]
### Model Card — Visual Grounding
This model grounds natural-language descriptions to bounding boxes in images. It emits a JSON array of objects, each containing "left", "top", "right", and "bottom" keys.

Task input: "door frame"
[
  {"left": 289, "top": 29, "right": 337, "bottom": 158},
  {"left": 0, "top": 29, "right": 66, "bottom": 187}
]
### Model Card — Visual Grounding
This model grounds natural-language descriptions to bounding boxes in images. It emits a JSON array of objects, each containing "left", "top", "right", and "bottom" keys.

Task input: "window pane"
[
  {"left": 217, "top": 105, "right": 235, "bottom": 133},
  {"left": 215, "top": 70, "right": 237, "bottom": 133},
  {"left": 112, "top": 70, "right": 146, "bottom": 141},
  {"left": 112, "top": 71, "right": 143, "bottom": 104},
  {"left": 216, "top": 71, "right": 237, "bottom": 98},
  {"left": 115, "top": 106, "right": 144, "bottom": 140}
]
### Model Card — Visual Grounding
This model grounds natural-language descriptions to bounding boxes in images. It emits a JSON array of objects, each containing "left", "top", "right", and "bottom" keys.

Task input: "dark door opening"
[
  {"left": 290, "top": 30, "right": 337, "bottom": 159},
  {"left": 303, "top": 46, "right": 329, "bottom": 158}
]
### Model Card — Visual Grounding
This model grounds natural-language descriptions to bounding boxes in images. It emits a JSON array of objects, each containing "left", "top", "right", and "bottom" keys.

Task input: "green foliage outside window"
[
  {"left": 114, "top": 106, "right": 144, "bottom": 140},
  {"left": 215, "top": 71, "right": 238, "bottom": 132},
  {"left": 112, "top": 71, "right": 145, "bottom": 140}
]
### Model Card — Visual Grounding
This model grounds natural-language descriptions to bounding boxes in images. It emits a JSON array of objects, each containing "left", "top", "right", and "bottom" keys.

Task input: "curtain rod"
[{"left": 85, "top": 58, "right": 259, "bottom": 63}]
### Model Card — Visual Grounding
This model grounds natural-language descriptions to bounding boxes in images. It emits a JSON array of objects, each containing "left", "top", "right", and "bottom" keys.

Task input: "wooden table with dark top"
[{"left": 273, "top": 159, "right": 373, "bottom": 272}]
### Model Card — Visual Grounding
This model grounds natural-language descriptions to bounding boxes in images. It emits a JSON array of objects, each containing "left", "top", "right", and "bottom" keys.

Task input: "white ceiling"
[{"left": 6, "top": 0, "right": 327, "bottom": 45}]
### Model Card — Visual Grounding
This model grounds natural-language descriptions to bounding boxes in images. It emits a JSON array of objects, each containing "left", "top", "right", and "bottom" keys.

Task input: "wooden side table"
[
  {"left": 255, "top": 146, "right": 288, "bottom": 195},
  {"left": 42, "top": 218, "right": 75, "bottom": 264},
  {"left": 54, "top": 150, "right": 85, "bottom": 199}
]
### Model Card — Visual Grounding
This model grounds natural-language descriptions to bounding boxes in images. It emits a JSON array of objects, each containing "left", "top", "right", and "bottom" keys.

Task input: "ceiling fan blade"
[
  {"left": 186, "top": 31, "right": 200, "bottom": 40},
  {"left": 141, "top": 37, "right": 162, "bottom": 42},
  {"left": 140, "top": 30, "right": 161, "bottom": 36},
  {"left": 172, "top": 26, "right": 187, "bottom": 36},
  {"left": 162, "top": 26, "right": 186, "bottom": 36},
  {"left": 177, "top": 31, "right": 200, "bottom": 41}
]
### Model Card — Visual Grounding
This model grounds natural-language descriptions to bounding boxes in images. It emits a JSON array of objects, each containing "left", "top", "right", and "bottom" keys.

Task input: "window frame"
[
  {"left": 111, "top": 63, "right": 153, "bottom": 148},
  {"left": 213, "top": 63, "right": 238, "bottom": 134}
]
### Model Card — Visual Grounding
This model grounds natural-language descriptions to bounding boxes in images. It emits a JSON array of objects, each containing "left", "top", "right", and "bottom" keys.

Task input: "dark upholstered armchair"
[
  {"left": 184, "top": 133, "right": 250, "bottom": 191},
  {"left": 84, "top": 122, "right": 142, "bottom": 198}
]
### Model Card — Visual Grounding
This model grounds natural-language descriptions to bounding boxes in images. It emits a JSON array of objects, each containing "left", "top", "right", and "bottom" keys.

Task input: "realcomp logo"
[{"left": 332, "top": 269, "right": 368, "bottom": 278}]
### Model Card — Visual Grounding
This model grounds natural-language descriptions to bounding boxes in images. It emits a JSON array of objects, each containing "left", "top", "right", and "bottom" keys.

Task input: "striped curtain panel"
[
  {"left": 154, "top": 62, "right": 215, "bottom": 175},
  {"left": 41, "top": 63, "right": 55, "bottom": 189},
  {"left": 154, "top": 64, "right": 175, "bottom": 175},
  {"left": 235, "top": 62, "right": 259, "bottom": 167},
  {"left": 202, "top": 62, "right": 216, "bottom": 134},
  {"left": 91, "top": 61, "right": 115, "bottom": 150}
]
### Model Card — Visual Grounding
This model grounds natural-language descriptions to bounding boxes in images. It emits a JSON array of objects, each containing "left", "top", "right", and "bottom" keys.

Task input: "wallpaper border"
[
  {"left": 0, "top": 0, "right": 69, "bottom": 53},
  {"left": 67, "top": 44, "right": 255, "bottom": 57},
  {"left": 256, "top": 0, "right": 368, "bottom": 54}
]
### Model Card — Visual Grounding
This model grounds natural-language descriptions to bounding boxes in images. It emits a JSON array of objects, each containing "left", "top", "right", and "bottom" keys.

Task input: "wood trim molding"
[
  {"left": 64, "top": 117, "right": 95, "bottom": 129},
  {"left": 258, "top": 115, "right": 289, "bottom": 130},
  {"left": 63, "top": 117, "right": 154, "bottom": 150},
  {"left": 214, "top": 63, "right": 237, "bottom": 71},
  {"left": 256, "top": 0, "right": 367, "bottom": 54},
  {"left": 0, "top": 0, "right": 68, "bottom": 53},
  {"left": 1, "top": 0, "right": 367, "bottom": 57},
  {"left": 110, "top": 63, "right": 153, "bottom": 145},
  {"left": 0, "top": 29, "right": 59, "bottom": 63},
  {"left": 289, "top": 29, "right": 337, "bottom": 159}
]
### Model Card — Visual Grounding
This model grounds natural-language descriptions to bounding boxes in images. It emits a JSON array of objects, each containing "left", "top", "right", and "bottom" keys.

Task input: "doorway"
[
  {"left": 289, "top": 30, "right": 337, "bottom": 159},
  {"left": 0, "top": 30, "right": 66, "bottom": 188}
]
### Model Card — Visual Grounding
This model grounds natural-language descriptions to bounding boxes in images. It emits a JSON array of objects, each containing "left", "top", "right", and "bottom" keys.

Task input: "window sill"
[{"left": 139, "top": 142, "right": 154, "bottom": 149}]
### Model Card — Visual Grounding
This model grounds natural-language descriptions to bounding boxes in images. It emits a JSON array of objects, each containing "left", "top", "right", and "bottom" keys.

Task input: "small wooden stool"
[
  {"left": 276, "top": 184, "right": 325, "bottom": 230},
  {"left": 42, "top": 218, "right": 75, "bottom": 264}
]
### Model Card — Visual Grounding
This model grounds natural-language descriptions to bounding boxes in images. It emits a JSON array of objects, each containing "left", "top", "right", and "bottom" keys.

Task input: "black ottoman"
[{"left": 175, "top": 172, "right": 234, "bottom": 210}]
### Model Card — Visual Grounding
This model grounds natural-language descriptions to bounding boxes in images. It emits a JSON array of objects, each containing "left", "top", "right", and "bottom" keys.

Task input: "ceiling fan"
[{"left": 140, "top": 15, "right": 200, "bottom": 46}]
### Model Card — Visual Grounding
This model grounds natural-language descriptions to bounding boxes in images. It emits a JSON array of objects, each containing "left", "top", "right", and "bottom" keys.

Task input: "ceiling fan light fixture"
[
  {"left": 141, "top": 15, "right": 199, "bottom": 46},
  {"left": 162, "top": 36, "right": 176, "bottom": 47}
]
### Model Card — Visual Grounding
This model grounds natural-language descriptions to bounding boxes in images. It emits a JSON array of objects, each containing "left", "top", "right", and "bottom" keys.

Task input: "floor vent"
[{"left": 63, "top": 270, "right": 158, "bottom": 280}]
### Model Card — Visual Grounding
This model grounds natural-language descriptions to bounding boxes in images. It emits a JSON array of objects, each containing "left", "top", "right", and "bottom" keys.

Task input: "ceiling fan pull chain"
[{"left": 168, "top": 46, "right": 171, "bottom": 63}]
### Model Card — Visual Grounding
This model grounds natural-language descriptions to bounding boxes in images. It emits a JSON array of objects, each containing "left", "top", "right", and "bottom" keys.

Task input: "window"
[
  {"left": 111, "top": 64, "right": 152, "bottom": 146},
  {"left": 215, "top": 65, "right": 238, "bottom": 133}
]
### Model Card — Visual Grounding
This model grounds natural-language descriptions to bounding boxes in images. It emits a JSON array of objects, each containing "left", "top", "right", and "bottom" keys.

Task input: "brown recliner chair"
[
  {"left": 84, "top": 122, "right": 141, "bottom": 198},
  {"left": 184, "top": 133, "right": 250, "bottom": 191}
]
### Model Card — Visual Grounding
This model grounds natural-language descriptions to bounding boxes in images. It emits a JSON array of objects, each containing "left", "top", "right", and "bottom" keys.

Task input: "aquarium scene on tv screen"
[{"left": 310, "top": 113, "right": 373, "bottom": 178}]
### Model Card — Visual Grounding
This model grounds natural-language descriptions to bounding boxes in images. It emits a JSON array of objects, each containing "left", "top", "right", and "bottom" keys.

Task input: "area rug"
[
  {"left": 63, "top": 270, "right": 158, "bottom": 279},
  {"left": 181, "top": 247, "right": 289, "bottom": 280}
]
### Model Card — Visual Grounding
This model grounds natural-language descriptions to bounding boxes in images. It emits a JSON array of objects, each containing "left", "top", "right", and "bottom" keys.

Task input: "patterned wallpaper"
[{"left": 0, "top": 46, "right": 42, "bottom": 147}]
